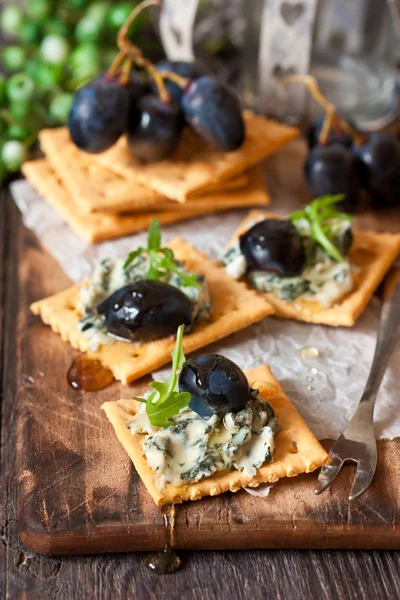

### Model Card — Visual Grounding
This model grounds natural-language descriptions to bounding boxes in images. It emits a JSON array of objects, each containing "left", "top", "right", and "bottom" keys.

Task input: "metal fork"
[{"left": 315, "top": 270, "right": 400, "bottom": 501}]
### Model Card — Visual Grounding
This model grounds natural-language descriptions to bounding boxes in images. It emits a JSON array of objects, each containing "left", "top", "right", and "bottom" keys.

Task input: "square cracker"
[
  {"left": 91, "top": 111, "right": 299, "bottom": 202},
  {"left": 227, "top": 210, "right": 400, "bottom": 326},
  {"left": 39, "top": 128, "right": 249, "bottom": 214},
  {"left": 101, "top": 364, "right": 330, "bottom": 506},
  {"left": 22, "top": 160, "right": 269, "bottom": 244},
  {"left": 39, "top": 128, "right": 164, "bottom": 214},
  {"left": 30, "top": 238, "right": 274, "bottom": 383}
]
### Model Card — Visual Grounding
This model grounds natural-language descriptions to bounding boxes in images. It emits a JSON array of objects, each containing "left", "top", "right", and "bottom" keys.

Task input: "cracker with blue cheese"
[
  {"left": 31, "top": 225, "right": 274, "bottom": 384},
  {"left": 102, "top": 354, "right": 329, "bottom": 506},
  {"left": 221, "top": 200, "right": 400, "bottom": 326}
]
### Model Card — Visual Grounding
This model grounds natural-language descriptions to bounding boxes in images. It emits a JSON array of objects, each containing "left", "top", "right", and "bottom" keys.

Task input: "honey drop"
[{"left": 67, "top": 356, "right": 114, "bottom": 391}]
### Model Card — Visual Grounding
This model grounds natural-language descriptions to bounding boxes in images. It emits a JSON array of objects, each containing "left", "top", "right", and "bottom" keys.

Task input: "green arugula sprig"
[
  {"left": 133, "top": 324, "right": 191, "bottom": 427},
  {"left": 123, "top": 219, "right": 200, "bottom": 288},
  {"left": 290, "top": 195, "right": 353, "bottom": 262}
]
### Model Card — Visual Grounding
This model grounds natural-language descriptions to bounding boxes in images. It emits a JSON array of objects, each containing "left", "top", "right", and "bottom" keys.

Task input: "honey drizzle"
[{"left": 144, "top": 504, "right": 181, "bottom": 574}]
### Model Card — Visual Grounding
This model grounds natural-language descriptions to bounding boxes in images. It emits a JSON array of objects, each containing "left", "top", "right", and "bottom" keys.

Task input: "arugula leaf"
[
  {"left": 290, "top": 195, "right": 353, "bottom": 262},
  {"left": 134, "top": 324, "right": 192, "bottom": 427},
  {"left": 146, "top": 391, "right": 192, "bottom": 428},
  {"left": 148, "top": 217, "right": 161, "bottom": 251},
  {"left": 123, "top": 247, "right": 146, "bottom": 269},
  {"left": 123, "top": 219, "right": 200, "bottom": 288}
]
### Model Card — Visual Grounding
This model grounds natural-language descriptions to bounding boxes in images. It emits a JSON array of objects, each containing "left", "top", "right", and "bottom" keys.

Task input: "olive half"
[
  {"left": 239, "top": 219, "right": 306, "bottom": 277},
  {"left": 178, "top": 354, "right": 250, "bottom": 417},
  {"left": 97, "top": 280, "right": 193, "bottom": 342}
]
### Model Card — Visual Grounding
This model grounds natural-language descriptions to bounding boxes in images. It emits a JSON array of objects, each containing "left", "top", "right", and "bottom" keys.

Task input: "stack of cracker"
[{"left": 22, "top": 111, "right": 298, "bottom": 244}]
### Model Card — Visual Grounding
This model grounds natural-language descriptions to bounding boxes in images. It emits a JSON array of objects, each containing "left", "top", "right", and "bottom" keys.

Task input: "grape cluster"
[
  {"left": 0, "top": 0, "right": 157, "bottom": 183},
  {"left": 68, "top": 56, "right": 245, "bottom": 161},
  {"left": 305, "top": 121, "right": 400, "bottom": 210},
  {"left": 299, "top": 80, "right": 400, "bottom": 210}
]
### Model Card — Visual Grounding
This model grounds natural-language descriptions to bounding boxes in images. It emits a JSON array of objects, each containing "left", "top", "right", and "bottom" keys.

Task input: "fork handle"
[{"left": 359, "top": 270, "right": 400, "bottom": 413}]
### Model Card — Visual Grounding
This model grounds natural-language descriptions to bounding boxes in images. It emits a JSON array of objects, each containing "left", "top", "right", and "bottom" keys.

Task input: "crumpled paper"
[{"left": 11, "top": 179, "right": 400, "bottom": 440}]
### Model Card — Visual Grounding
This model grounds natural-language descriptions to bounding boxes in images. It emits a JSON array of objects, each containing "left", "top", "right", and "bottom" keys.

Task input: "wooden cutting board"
[{"left": 16, "top": 227, "right": 400, "bottom": 556}]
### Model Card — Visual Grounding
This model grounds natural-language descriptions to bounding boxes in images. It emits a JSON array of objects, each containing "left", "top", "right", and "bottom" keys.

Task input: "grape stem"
[
  {"left": 114, "top": 0, "right": 174, "bottom": 103},
  {"left": 107, "top": 50, "right": 127, "bottom": 80},
  {"left": 157, "top": 70, "right": 189, "bottom": 89},
  {"left": 319, "top": 109, "right": 334, "bottom": 146},
  {"left": 117, "top": 0, "right": 160, "bottom": 50},
  {"left": 108, "top": 0, "right": 190, "bottom": 103},
  {"left": 281, "top": 75, "right": 364, "bottom": 146}
]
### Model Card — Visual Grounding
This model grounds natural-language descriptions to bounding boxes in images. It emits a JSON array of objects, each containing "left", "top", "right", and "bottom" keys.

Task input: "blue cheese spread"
[
  {"left": 128, "top": 389, "right": 279, "bottom": 488},
  {"left": 78, "top": 255, "right": 211, "bottom": 350},
  {"left": 221, "top": 217, "right": 354, "bottom": 307}
]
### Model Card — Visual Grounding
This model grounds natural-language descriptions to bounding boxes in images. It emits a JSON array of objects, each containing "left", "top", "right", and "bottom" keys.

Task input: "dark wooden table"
[{"left": 1, "top": 183, "right": 400, "bottom": 600}]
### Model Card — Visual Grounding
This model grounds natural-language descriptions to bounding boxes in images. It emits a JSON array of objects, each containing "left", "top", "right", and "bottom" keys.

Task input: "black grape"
[
  {"left": 182, "top": 76, "right": 244, "bottom": 151},
  {"left": 155, "top": 59, "right": 206, "bottom": 103},
  {"left": 127, "top": 95, "right": 184, "bottom": 162},
  {"left": 68, "top": 75, "right": 129, "bottom": 153},
  {"left": 304, "top": 145, "right": 361, "bottom": 210},
  {"left": 354, "top": 133, "right": 400, "bottom": 207},
  {"left": 307, "top": 117, "right": 353, "bottom": 150}
]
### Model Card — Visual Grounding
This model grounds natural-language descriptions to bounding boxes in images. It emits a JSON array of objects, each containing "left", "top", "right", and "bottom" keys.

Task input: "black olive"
[
  {"left": 178, "top": 354, "right": 250, "bottom": 417},
  {"left": 97, "top": 280, "right": 193, "bottom": 342},
  {"left": 239, "top": 219, "right": 306, "bottom": 277}
]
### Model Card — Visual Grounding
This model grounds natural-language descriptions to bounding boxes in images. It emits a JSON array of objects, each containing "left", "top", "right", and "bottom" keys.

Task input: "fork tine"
[
  {"left": 314, "top": 453, "right": 344, "bottom": 495},
  {"left": 348, "top": 458, "right": 377, "bottom": 501}
]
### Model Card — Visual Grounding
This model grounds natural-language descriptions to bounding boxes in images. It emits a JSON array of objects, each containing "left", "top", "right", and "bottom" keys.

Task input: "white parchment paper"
[{"left": 11, "top": 179, "right": 400, "bottom": 440}]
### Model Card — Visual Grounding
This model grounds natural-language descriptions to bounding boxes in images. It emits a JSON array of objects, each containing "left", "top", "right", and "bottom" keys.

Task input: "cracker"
[
  {"left": 22, "top": 160, "right": 269, "bottom": 243},
  {"left": 39, "top": 128, "right": 250, "bottom": 214},
  {"left": 227, "top": 210, "right": 400, "bottom": 326},
  {"left": 39, "top": 128, "right": 164, "bottom": 214},
  {"left": 102, "top": 364, "right": 330, "bottom": 505},
  {"left": 30, "top": 238, "right": 274, "bottom": 383},
  {"left": 91, "top": 111, "right": 299, "bottom": 202}
]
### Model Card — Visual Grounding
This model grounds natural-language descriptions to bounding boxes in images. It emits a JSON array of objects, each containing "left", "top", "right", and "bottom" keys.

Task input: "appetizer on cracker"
[
  {"left": 102, "top": 325, "right": 329, "bottom": 505},
  {"left": 31, "top": 220, "right": 273, "bottom": 384},
  {"left": 221, "top": 196, "right": 400, "bottom": 326}
]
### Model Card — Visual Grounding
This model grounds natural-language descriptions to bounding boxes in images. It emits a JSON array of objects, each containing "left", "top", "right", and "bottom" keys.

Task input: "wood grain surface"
[
  {"left": 13, "top": 144, "right": 400, "bottom": 554},
  {"left": 2, "top": 141, "right": 400, "bottom": 598}
]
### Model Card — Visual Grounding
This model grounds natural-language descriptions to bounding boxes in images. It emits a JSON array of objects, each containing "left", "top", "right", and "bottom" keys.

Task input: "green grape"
[
  {"left": 10, "top": 101, "right": 30, "bottom": 121},
  {"left": 86, "top": 1, "right": 110, "bottom": 25},
  {"left": 20, "top": 21, "right": 41, "bottom": 45},
  {"left": 0, "top": 75, "right": 6, "bottom": 104},
  {"left": 49, "top": 93, "right": 74, "bottom": 123},
  {"left": 2, "top": 46, "right": 26, "bottom": 72},
  {"left": 43, "top": 20, "right": 70, "bottom": 38},
  {"left": 106, "top": 3, "right": 134, "bottom": 30},
  {"left": 68, "top": 43, "right": 100, "bottom": 80},
  {"left": 7, "top": 124, "right": 30, "bottom": 142},
  {"left": 25, "top": 59, "right": 39, "bottom": 78},
  {"left": 1, "top": 140, "right": 27, "bottom": 172},
  {"left": 1, "top": 5, "right": 24, "bottom": 36},
  {"left": 6, "top": 73, "right": 35, "bottom": 103},
  {"left": 40, "top": 34, "right": 70, "bottom": 65},
  {"left": 75, "top": 16, "right": 102, "bottom": 43},
  {"left": 26, "top": 0, "right": 54, "bottom": 23},
  {"left": 66, "top": 0, "right": 89, "bottom": 11},
  {"left": 33, "top": 62, "right": 63, "bottom": 91}
]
